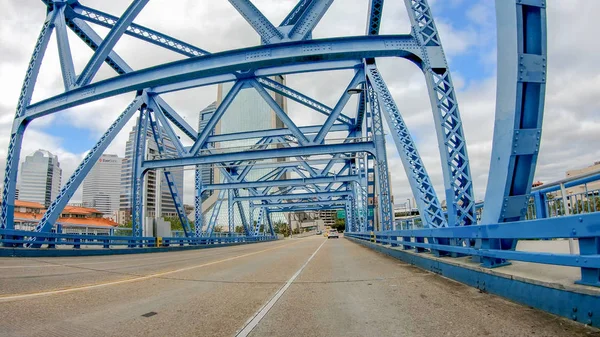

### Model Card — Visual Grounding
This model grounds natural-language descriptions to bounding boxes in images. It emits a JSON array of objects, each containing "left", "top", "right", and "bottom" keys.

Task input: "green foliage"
[
  {"left": 235, "top": 225, "right": 244, "bottom": 234},
  {"left": 213, "top": 225, "right": 223, "bottom": 233},
  {"left": 331, "top": 217, "right": 345, "bottom": 232},
  {"left": 273, "top": 221, "right": 290, "bottom": 237}
]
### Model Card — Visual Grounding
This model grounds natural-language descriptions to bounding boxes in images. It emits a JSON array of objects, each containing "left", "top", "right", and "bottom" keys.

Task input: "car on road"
[{"left": 327, "top": 230, "right": 339, "bottom": 239}]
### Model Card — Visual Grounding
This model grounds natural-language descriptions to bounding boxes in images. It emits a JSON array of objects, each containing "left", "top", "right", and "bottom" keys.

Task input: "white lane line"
[
  {"left": 235, "top": 238, "right": 327, "bottom": 337},
  {"left": 0, "top": 241, "right": 298, "bottom": 302}
]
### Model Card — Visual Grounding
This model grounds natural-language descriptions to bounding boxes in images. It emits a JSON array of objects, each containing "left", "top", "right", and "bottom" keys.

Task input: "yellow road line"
[{"left": 0, "top": 241, "right": 301, "bottom": 302}]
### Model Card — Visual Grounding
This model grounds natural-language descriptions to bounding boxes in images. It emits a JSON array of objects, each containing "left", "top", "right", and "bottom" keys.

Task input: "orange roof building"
[{"left": 5, "top": 200, "right": 119, "bottom": 228}]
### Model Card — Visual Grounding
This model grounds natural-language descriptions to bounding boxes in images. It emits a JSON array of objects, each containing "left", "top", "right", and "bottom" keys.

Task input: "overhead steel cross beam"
[
  {"left": 205, "top": 175, "right": 359, "bottom": 191},
  {"left": 68, "top": 4, "right": 209, "bottom": 57},
  {"left": 23, "top": 34, "right": 421, "bottom": 120},
  {"left": 76, "top": 0, "right": 149, "bottom": 87},
  {"left": 233, "top": 191, "right": 350, "bottom": 202},
  {"left": 143, "top": 142, "right": 375, "bottom": 170}
]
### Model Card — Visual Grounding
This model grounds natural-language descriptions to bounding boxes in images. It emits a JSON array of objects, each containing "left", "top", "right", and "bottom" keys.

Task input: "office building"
[
  {"left": 82, "top": 154, "right": 122, "bottom": 219},
  {"left": 119, "top": 120, "right": 184, "bottom": 224},
  {"left": 19, "top": 150, "right": 62, "bottom": 207},
  {"left": 212, "top": 76, "right": 288, "bottom": 229},
  {"left": 197, "top": 101, "right": 217, "bottom": 202}
]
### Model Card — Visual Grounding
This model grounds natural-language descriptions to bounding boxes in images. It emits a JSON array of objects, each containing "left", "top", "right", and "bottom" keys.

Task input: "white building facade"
[
  {"left": 19, "top": 150, "right": 62, "bottom": 207},
  {"left": 82, "top": 154, "right": 123, "bottom": 219}
]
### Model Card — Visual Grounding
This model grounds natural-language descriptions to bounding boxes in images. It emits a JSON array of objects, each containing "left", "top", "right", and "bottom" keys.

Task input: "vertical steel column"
[
  {"left": 148, "top": 111, "right": 192, "bottom": 237},
  {"left": 365, "top": 107, "right": 376, "bottom": 231},
  {"left": 404, "top": 0, "right": 476, "bottom": 227},
  {"left": 481, "top": 0, "right": 547, "bottom": 267},
  {"left": 1, "top": 10, "right": 58, "bottom": 232},
  {"left": 131, "top": 108, "right": 149, "bottom": 238},
  {"left": 367, "top": 86, "right": 394, "bottom": 231},
  {"left": 228, "top": 189, "right": 235, "bottom": 234},
  {"left": 194, "top": 166, "right": 203, "bottom": 237}
]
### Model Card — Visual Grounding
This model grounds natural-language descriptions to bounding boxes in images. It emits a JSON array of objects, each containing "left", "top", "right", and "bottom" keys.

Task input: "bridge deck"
[{"left": 0, "top": 236, "right": 595, "bottom": 337}]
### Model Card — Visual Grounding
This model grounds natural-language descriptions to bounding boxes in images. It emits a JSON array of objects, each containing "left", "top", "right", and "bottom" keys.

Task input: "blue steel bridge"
[{"left": 0, "top": 1, "right": 598, "bottom": 336}]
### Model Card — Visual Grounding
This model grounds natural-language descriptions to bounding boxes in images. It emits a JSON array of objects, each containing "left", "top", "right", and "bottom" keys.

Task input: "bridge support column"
[{"left": 576, "top": 237, "right": 600, "bottom": 287}]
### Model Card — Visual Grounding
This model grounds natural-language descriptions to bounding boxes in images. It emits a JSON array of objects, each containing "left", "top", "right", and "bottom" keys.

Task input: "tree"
[
  {"left": 235, "top": 225, "right": 244, "bottom": 234},
  {"left": 331, "top": 213, "right": 346, "bottom": 232},
  {"left": 213, "top": 225, "right": 223, "bottom": 233},
  {"left": 273, "top": 221, "right": 290, "bottom": 237}
]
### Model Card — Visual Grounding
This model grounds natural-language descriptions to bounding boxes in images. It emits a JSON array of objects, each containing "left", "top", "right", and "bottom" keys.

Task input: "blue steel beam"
[
  {"left": 1, "top": 9, "right": 58, "bottom": 231},
  {"left": 228, "top": 0, "right": 284, "bottom": 44},
  {"left": 189, "top": 81, "right": 243, "bottom": 155},
  {"left": 483, "top": 0, "right": 547, "bottom": 224},
  {"left": 250, "top": 80, "right": 310, "bottom": 145},
  {"left": 76, "top": 0, "right": 148, "bottom": 86},
  {"left": 480, "top": 0, "right": 547, "bottom": 267},
  {"left": 54, "top": 5, "right": 76, "bottom": 89},
  {"left": 264, "top": 200, "right": 347, "bottom": 209},
  {"left": 257, "top": 77, "right": 353, "bottom": 125},
  {"left": 69, "top": 4, "right": 209, "bottom": 57},
  {"left": 147, "top": 111, "right": 193, "bottom": 237},
  {"left": 194, "top": 165, "right": 203, "bottom": 237},
  {"left": 143, "top": 142, "right": 375, "bottom": 170},
  {"left": 132, "top": 108, "right": 150, "bottom": 237},
  {"left": 280, "top": 0, "right": 312, "bottom": 26},
  {"left": 366, "top": 65, "right": 447, "bottom": 228},
  {"left": 367, "top": 82, "right": 394, "bottom": 231},
  {"left": 23, "top": 35, "right": 421, "bottom": 120},
  {"left": 233, "top": 189, "right": 251, "bottom": 235},
  {"left": 206, "top": 189, "right": 227, "bottom": 236},
  {"left": 147, "top": 98, "right": 186, "bottom": 156},
  {"left": 204, "top": 175, "right": 359, "bottom": 191},
  {"left": 313, "top": 70, "right": 364, "bottom": 143},
  {"left": 233, "top": 191, "right": 350, "bottom": 202},
  {"left": 405, "top": 0, "right": 476, "bottom": 227},
  {"left": 366, "top": 0, "right": 384, "bottom": 35},
  {"left": 203, "top": 124, "right": 350, "bottom": 145},
  {"left": 287, "top": 0, "right": 334, "bottom": 41},
  {"left": 269, "top": 205, "right": 346, "bottom": 212},
  {"left": 33, "top": 97, "right": 144, "bottom": 235},
  {"left": 66, "top": 18, "right": 199, "bottom": 141}
]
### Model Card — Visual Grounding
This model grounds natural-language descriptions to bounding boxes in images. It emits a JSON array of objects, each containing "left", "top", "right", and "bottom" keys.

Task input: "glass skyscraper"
[
  {"left": 18, "top": 150, "right": 62, "bottom": 207},
  {"left": 212, "top": 76, "right": 288, "bottom": 229}
]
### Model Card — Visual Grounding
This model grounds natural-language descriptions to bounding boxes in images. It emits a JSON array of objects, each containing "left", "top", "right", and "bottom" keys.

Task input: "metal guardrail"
[
  {"left": 0, "top": 229, "right": 276, "bottom": 249},
  {"left": 347, "top": 211, "right": 600, "bottom": 287}
]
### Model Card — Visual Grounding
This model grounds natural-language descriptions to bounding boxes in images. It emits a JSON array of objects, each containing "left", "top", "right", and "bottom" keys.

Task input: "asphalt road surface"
[{"left": 0, "top": 236, "right": 596, "bottom": 337}]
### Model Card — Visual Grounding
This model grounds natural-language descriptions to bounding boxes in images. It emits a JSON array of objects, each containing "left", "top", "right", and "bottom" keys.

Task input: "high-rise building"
[
  {"left": 119, "top": 120, "right": 184, "bottom": 224},
  {"left": 82, "top": 154, "right": 122, "bottom": 219},
  {"left": 212, "top": 76, "right": 288, "bottom": 228},
  {"left": 19, "top": 150, "right": 62, "bottom": 207},
  {"left": 198, "top": 101, "right": 217, "bottom": 202}
]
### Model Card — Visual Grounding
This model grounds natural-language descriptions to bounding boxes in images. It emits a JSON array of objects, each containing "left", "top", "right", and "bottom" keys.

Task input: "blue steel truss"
[{"left": 2, "top": 1, "right": 595, "bottom": 292}]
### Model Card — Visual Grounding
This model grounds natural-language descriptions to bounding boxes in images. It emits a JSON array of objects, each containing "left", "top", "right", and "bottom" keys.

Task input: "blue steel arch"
[{"left": 0, "top": 0, "right": 540, "bottom": 245}]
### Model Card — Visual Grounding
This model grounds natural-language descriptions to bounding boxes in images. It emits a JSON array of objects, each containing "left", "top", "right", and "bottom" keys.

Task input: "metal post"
[{"left": 560, "top": 183, "right": 575, "bottom": 254}]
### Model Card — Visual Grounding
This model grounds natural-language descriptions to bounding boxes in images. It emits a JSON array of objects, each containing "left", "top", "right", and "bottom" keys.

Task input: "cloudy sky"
[{"left": 0, "top": 0, "right": 599, "bottom": 207}]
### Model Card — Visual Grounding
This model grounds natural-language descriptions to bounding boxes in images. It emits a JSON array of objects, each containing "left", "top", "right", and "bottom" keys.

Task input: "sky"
[{"left": 0, "top": 0, "right": 599, "bottom": 208}]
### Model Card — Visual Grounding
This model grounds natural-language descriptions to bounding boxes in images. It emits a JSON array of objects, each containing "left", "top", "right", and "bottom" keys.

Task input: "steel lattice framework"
[{"left": 0, "top": 0, "right": 552, "bottom": 259}]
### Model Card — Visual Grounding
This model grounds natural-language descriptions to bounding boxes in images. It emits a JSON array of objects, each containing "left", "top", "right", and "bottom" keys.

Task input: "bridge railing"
[
  {"left": 0, "top": 229, "right": 276, "bottom": 249},
  {"left": 347, "top": 211, "right": 600, "bottom": 287}
]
